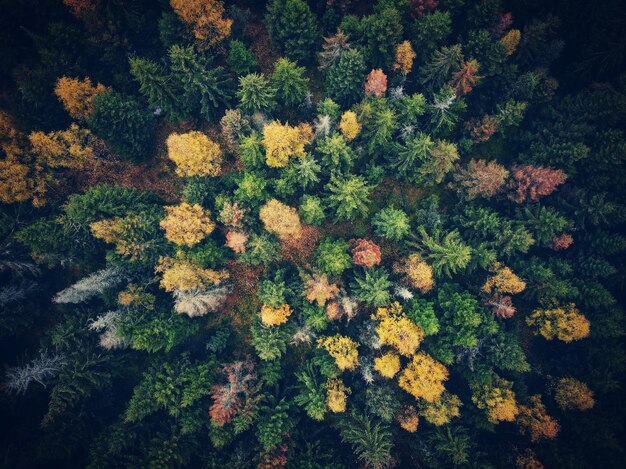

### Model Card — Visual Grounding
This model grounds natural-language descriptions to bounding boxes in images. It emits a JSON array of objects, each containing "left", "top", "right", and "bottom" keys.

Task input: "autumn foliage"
[
  {"left": 260, "top": 304, "right": 293, "bottom": 327},
  {"left": 166, "top": 131, "right": 223, "bottom": 177},
  {"left": 554, "top": 378, "right": 595, "bottom": 411},
  {"left": 394, "top": 254, "right": 435, "bottom": 293},
  {"left": 398, "top": 352, "right": 448, "bottom": 402},
  {"left": 450, "top": 159, "right": 509, "bottom": 199},
  {"left": 517, "top": 395, "right": 560, "bottom": 441},
  {"left": 526, "top": 304, "right": 590, "bottom": 342},
  {"left": 262, "top": 121, "right": 307, "bottom": 167},
  {"left": 210, "top": 360, "right": 258, "bottom": 426},
  {"left": 318, "top": 335, "right": 359, "bottom": 371},
  {"left": 450, "top": 59, "right": 481, "bottom": 95},
  {"left": 170, "top": 0, "right": 232, "bottom": 48},
  {"left": 339, "top": 111, "right": 361, "bottom": 142},
  {"left": 507, "top": 165, "right": 567, "bottom": 203},
  {"left": 259, "top": 199, "right": 302, "bottom": 239},
  {"left": 349, "top": 238, "right": 382, "bottom": 268},
  {"left": 364, "top": 69, "right": 388, "bottom": 97},
  {"left": 55, "top": 77, "right": 107, "bottom": 121},
  {"left": 160, "top": 202, "right": 215, "bottom": 247},
  {"left": 394, "top": 41, "right": 416, "bottom": 76}
]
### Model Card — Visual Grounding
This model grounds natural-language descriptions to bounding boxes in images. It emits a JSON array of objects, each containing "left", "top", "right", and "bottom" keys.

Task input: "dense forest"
[{"left": 1, "top": 0, "right": 625, "bottom": 467}]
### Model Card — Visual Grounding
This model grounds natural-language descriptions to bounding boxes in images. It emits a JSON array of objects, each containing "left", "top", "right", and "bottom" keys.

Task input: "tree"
[
  {"left": 394, "top": 41, "right": 416, "bottom": 76},
  {"left": 554, "top": 378, "right": 595, "bottom": 411},
  {"left": 482, "top": 263, "right": 526, "bottom": 295},
  {"left": 364, "top": 69, "right": 387, "bottom": 97},
  {"left": 399, "top": 353, "right": 448, "bottom": 402},
  {"left": 317, "top": 335, "right": 359, "bottom": 371},
  {"left": 173, "top": 285, "right": 230, "bottom": 317},
  {"left": 299, "top": 195, "right": 325, "bottom": 225},
  {"left": 517, "top": 395, "right": 560, "bottom": 442},
  {"left": 157, "top": 257, "right": 228, "bottom": 293},
  {"left": 471, "top": 374, "right": 519, "bottom": 424},
  {"left": 372, "top": 207, "right": 410, "bottom": 241},
  {"left": 87, "top": 91, "right": 155, "bottom": 161},
  {"left": 326, "top": 48, "right": 366, "bottom": 105},
  {"left": 360, "top": 7, "right": 404, "bottom": 68},
  {"left": 270, "top": 58, "right": 309, "bottom": 108},
  {"left": 160, "top": 203, "right": 215, "bottom": 247},
  {"left": 421, "top": 44, "right": 464, "bottom": 87},
  {"left": 261, "top": 304, "right": 293, "bottom": 327},
  {"left": 266, "top": 0, "right": 319, "bottom": 64},
  {"left": 372, "top": 303, "right": 425, "bottom": 356},
  {"left": 166, "top": 131, "right": 223, "bottom": 177},
  {"left": 409, "top": 0, "right": 438, "bottom": 17},
  {"left": 319, "top": 30, "right": 350, "bottom": 69},
  {"left": 507, "top": 165, "right": 567, "bottom": 203},
  {"left": 295, "top": 363, "right": 327, "bottom": 420},
  {"left": 526, "top": 304, "right": 590, "bottom": 342},
  {"left": 228, "top": 40, "right": 258, "bottom": 76},
  {"left": 325, "top": 174, "right": 371, "bottom": 221},
  {"left": 170, "top": 0, "right": 232, "bottom": 49},
  {"left": 350, "top": 238, "right": 382, "bottom": 268},
  {"left": 53, "top": 267, "right": 125, "bottom": 304},
  {"left": 351, "top": 268, "right": 393, "bottom": 307},
  {"left": 418, "top": 392, "right": 462, "bottom": 426},
  {"left": 259, "top": 199, "right": 302, "bottom": 239},
  {"left": 315, "top": 238, "right": 352, "bottom": 276},
  {"left": 262, "top": 121, "right": 307, "bottom": 167},
  {"left": 420, "top": 140, "right": 459, "bottom": 184},
  {"left": 337, "top": 411, "right": 393, "bottom": 469},
  {"left": 500, "top": 29, "right": 521, "bottom": 56},
  {"left": 55, "top": 76, "right": 107, "bottom": 121},
  {"left": 449, "top": 59, "right": 481, "bottom": 95},
  {"left": 450, "top": 159, "right": 509, "bottom": 199},
  {"left": 209, "top": 360, "right": 259, "bottom": 427},
  {"left": 394, "top": 254, "right": 435, "bottom": 293},
  {"left": 416, "top": 227, "right": 472, "bottom": 278},
  {"left": 129, "top": 56, "right": 185, "bottom": 120},
  {"left": 326, "top": 378, "right": 351, "bottom": 413},
  {"left": 3, "top": 350, "right": 65, "bottom": 395},
  {"left": 374, "top": 352, "right": 401, "bottom": 379},
  {"left": 237, "top": 73, "right": 277, "bottom": 115},
  {"left": 339, "top": 111, "right": 361, "bottom": 141},
  {"left": 393, "top": 132, "right": 435, "bottom": 180},
  {"left": 305, "top": 275, "right": 339, "bottom": 307}
]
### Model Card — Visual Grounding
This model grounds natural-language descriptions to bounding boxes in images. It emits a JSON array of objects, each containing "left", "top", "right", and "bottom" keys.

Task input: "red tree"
[
  {"left": 409, "top": 0, "right": 438, "bottom": 17},
  {"left": 468, "top": 116, "right": 498, "bottom": 143},
  {"left": 488, "top": 294, "right": 516, "bottom": 319},
  {"left": 507, "top": 165, "right": 567, "bottom": 203},
  {"left": 350, "top": 238, "right": 382, "bottom": 267},
  {"left": 364, "top": 69, "right": 388, "bottom": 97},
  {"left": 551, "top": 233, "right": 573, "bottom": 251},
  {"left": 450, "top": 159, "right": 509, "bottom": 199},
  {"left": 209, "top": 360, "right": 258, "bottom": 426},
  {"left": 450, "top": 59, "right": 481, "bottom": 95}
]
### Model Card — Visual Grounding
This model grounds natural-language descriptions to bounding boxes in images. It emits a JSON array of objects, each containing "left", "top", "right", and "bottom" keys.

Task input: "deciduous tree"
[
  {"left": 398, "top": 352, "right": 448, "bottom": 402},
  {"left": 166, "top": 131, "right": 223, "bottom": 177},
  {"left": 55, "top": 76, "right": 108, "bottom": 121}
]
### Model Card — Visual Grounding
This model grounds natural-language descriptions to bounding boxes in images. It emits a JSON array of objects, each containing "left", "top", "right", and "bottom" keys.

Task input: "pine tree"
[
  {"left": 325, "top": 174, "right": 371, "bottom": 221},
  {"left": 326, "top": 48, "right": 366, "bottom": 106},
  {"left": 266, "top": 0, "right": 319, "bottom": 64},
  {"left": 270, "top": 58, "right": 309, "bottom": 109}
]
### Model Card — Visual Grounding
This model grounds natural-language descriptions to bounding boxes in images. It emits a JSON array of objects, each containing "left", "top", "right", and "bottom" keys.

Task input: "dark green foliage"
[
  {"left": 337, "top": 412, "right": 393, "bottom": 469},
  {"left": 325, "top": 174, "right": 371, "bottom": 221},
  {"left": 372, "top": 206, "right": 410, "bottom": 241},
  {"left": 227, "top": 40, "right": 258, "bottom": 76},
  {"left": 315, "top": 238, "right": 352, "bottom": 276},
  {"left": 351, "top": 267, "right": 393, "bottom": 306},
  {"left": 270, "top": 58, "right": 309, "bottom": 109},
  {"left": 326, "top": 48, "right": 366, "bottom": 105},
  {"left": 237, "top": 73, "right": 277, "bottom": 114},
  {"left": 87, "top": 92, "right": 155, "bottom": 161},
  {"left": 266, "top": 0, "right": 319, "bottom": 64}
]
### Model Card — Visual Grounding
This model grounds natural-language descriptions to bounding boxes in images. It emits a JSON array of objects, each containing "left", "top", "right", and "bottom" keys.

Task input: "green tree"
[
  {"left": 87, "top": 92, "right": 155, "bottom": 161},
  {"left": 372, "top": 207, "right": 411, "bottom": 241},
  {"left": 351, "top": 267, "right": 393, "bottom": 306},
  {"left": 237, "top": 73, "right": 277, "bottom": 114},
  {"left": 295, "top": 363, "right": 327, "bottom": 421},
  {"left": 420, "top": 44, "right": 464, "bottom": 87},
  {"left": 326, "top": 48, "right": 366, "bottom": 106},
  {"left": 361, "top": 7, "right": 403, "bottom": 68},
  {"left": 325, "top": 174, "right": 371, "bottom": 221},
  {"left": 315, "top": 238, "right": 352, "bottom": 276},
  {"left": 227, "top": 39, "right": 258, "bottom": 76},
  {"left": 270, "top": 57, "right": 309, "bottom": 108},
  {"left": 316, "top": 133, "right": 354, "bottom": 174},
  {"left": 415, "top": 227, "right": 472, "bottom": 278},
  {"left": 256, "top": 396, "right": 294, "bottom": 451},
  {"left": 129, "top": 57, "right": 185, "bottom": 120},
  {"left": 299, "top": 195, "right": 326, "bottom": 225},
  {"left": 409, "top": 10, "right": 452, "bottom": 65},
  {"left": 337, "top": 411, "right": 393, "bottom": 469},
  {"left": 266, "top": 0, "right": 319, "bottom": 64}
]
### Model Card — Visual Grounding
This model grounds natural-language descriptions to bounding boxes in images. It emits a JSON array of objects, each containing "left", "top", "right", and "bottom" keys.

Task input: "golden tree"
[
  {"left": 472, "top": 377, "right": 519, "bottom": 423},
  {"left": 398, "top": 352, "right": 448, "bottom": 402},
  {"left": 393, "top": 41, "right": 417, "bottom": 76},
  {"left": 262, "top": 120, "right": 307, "bottom": 167},
  {"left": 517, "top": 395, "right": 560, "bottom": 441},
  {"left": 326, "top": 378, "right": 351, "bottom": 413},
  {"left": 554, "top": 378, "right": 595, "bottom": 411},
  {"left": 225, "top": 231, "right": 248, "bottom": 253},
  {"left": 482, "top": 263, "right": 526, "bottom": 295},
  {"left": 526, "top": 304, "right": 590, "bottom": 342},
  {"left": 259, "top": 199, "right": 302, "bottom": 239},
  {"left": 305, "top": 274, "right": 339, "bottom": 307},
  {"left": 260, "top": 304, "right": 293, "bottom": 327},
  {"left": 397, "top": 406, "right": 419, "bottom": 432},
  {"left": 501, "top": 29, "right": 521, "bottom": 55},
  {"left": 160, "top": 202, "right": 216, "bottom": 247},
  {"left": 91, "top": 215, "right": 155, "bottom": 262},
  {"left": 394, "top": 254, "right": 435, "bottom": 293},
  {"left": 166, "top": 131, "right": 223, "bottom": 177},
  {"left": 318, "top": 335, "right": 359, "bottom": 371},
  {"left": 516, "top": 449, "right": 544, "bottom": 469},
  {"left": 55, "top": 77, "right": 107, "bottom": 121},
  {"left": 418, "top": 391, "right": 462, "bottom": 426},
  {"left": 157, "top": 257, "right": 229, "bottom": 292},
  {"left": 339, "top": 111, "right": 361, "bottom": 142},
  {"left": 374, "top": 352, "right": 401, "bottom": 378},
  {"left": 170, "top": 0, "right": 232, "bottom": 48},
  {"left": 372, "top": 303, "right": 425, "bottom": 356}
]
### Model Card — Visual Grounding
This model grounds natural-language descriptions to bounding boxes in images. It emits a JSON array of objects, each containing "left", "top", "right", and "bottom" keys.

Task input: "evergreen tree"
[{"left": 266, "top": 0, "right": 319, "bottom": 64}]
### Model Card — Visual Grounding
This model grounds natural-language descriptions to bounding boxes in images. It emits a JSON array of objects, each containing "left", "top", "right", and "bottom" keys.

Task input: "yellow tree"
[
  {"left": 372, "top": 302, "right": 425, "bottom": 356},
  {"left": 262, "top": 120, "right": 307, "bottom": 167},
  {"left": 398, "top": 352, "right": 448, "bottom": 402},
  {"left": 160, "top": 202, "right": 216, "bottom": 247},
  {"left": 526, "top": 304, "right": 590, "bottom": 342},
  {"left": 91, "top": 215, "right": 156, "bottom": 262},
  {"left": 166, "top": 131, "right": 223, "bottom": 177},
  {"left": 418, "top": 392, "right": 462, "bottom": 426},
  {"left": 318, "top": 335, "right": 359, "bottom": 371},
  {"left": 55, "top": 77, "right": 107, "bottom": 121},
  {"left": 374, "top": 352, "right": 401, "bottom": 379},
  {"left": 170, "top": 0, "right": 232, "bottom": 48},
  {"left": 482, "top": 263, "right": 526, "bottom": 295},
  {"left": 501, "top": 29, "right": 521, "bottom": 56},
  {"left": 339, "top": 111, "right": 361, "bottom": 142},
  {"left": 397, "top": 406, "right": 419, "bottom": 432},
  {"left": 260, "top": 304, "right": 293, "bottom": 327},
  {"left": 472, "top": 377, "right": 519, "bottom": 423},
  {"left": 0, "top": 111, "right": 33, "bottom": 204},
  {"left": 517, "top": 395, "right": 560, "bottom": 442},
  {"left": 393, "top": 41, "right": 416, "bottom": 76},
  {"left": 259, "top": 199, "right": 302, "bottom": 239},
  {"left": 157, "top": 256, "right": 228, "bottom": 292},
  {"left": 326, "top": 378, "right": 351, "bottom": 413},
  {"left": 394, "top": 254, "right": 435, "bottom": 293},
  {"left": 554, "top": 378, "right": 595, "bottom": 411}
]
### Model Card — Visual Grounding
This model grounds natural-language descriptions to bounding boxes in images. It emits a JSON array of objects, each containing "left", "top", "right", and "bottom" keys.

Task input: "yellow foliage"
[
  {"left": 397, "top": 406, "right": 419, "bottom": 432},
  {"left": 160, "top": 202, "right": 215, "bottom": 247},
  {"left": 55, "top": 77, "right": 107, "bottom": 120},
  {"left": 516, "top": 450, "right": 544, "bottom": 469},
  {"left": 482, "top": 263, "right": 526, "bottom": 295},
  {"left": 117, "top": 284, "right": 155, "bottom": 310},
  {"left": 555, "top": 378, "right": 595, "bottom": 411},
  {"left": 262, "top": 121, "right": 307, "bottom": 167},
  {"left": 259, "top": 199, "right": 302, "bottom": 239},
  {"left": 318, "top": 335, "right": 359, "bottom": 371},
  {"left": 157, "top": 256, "right": 228, "bottom": 292},
  {"left": 418, "top": 392, "right": 462, "bottom": 426},
  {"left": 166, "top": 131, "right": 223, "bottom": 177},
  {"left": 0, "top": 157, "right": 32, "bottom": 204},
  {"left": 374, "top": 352, "right": 401, "bottom": 378},
  {"left": 339, "top": 111, "right": 361, "bottom": 142},
  {"left": 501, "top": 29, "right": 521, "bottom": 56},
  {"left": 326, "top": 378, "right": 351, "bottom": 413},
  {"left": 170, "top": 0, "right": 232, "bottom": 48},
  {"left": 91, "top": 215, "right": 155, "bottom": 261},
  {"left": 260, "top": 304, "right": 293, "bottom": 327},
  {"left": 473, "top": 379, "right": 519, "bottom": 423},
  {"left": 526, "top": 304, "right": 590, "bottom": 342},
  {"left": 393, "top": 40, "right": 416, "bottom": 76},
  {"left": 395, "top": 254, "right": 435, "bottom": 293},
  {"left": 0, "top": 111, "right": 26, "bottom": 159},
  {"left": 372, "top": 302, "right": 424, "bottom": 356},
  {"left": 398, "top": 353, "right": 448, "bottom": 402},
  {"left": 517, "top": 395, "right": 560, "bottom": 441}
]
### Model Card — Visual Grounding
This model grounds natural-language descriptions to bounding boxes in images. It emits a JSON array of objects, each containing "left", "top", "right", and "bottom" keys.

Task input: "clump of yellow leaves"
[
  {"left": 156, "top": 256, "right": 228, "bottom": 293},
  {"left": 262, "top": 120, "right": 307, "bottom": 167},
  {"left": 260, "top": 304, "right": 293, "bottom": 327},
  {"left": 372, "top": 302, "right": 425, "bottom": 356},
  {"left": 317, "top": 335, "right": 359, "bottom": 371},
  {"left": 398, "top": 352, "right": 448, "bottom": 402},
  {"left": 160, "top": 202, "right": 215, "bottom": 247},
  {"left": 374, "top": 352, "right": 401, "bottom": 378},
  {"left": 339, "top": 111, "right": 361, "bottom": 142},
  {"left": 166, "top": 131, "right": 223, "bottom": 177},
  {"left": 326, "top": 378, "right": 351, "bottom": 413}
]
